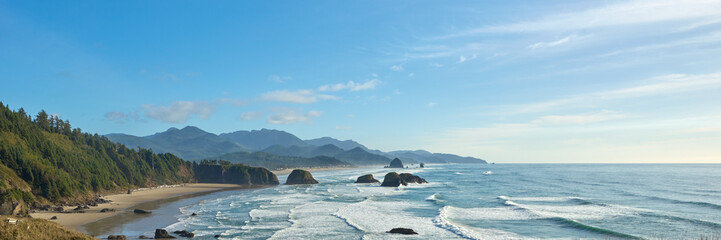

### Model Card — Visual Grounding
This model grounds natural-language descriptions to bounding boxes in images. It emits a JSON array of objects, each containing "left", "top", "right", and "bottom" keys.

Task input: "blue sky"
[{"left": 2, "top": 0, "right": 720, "bottom": 163}]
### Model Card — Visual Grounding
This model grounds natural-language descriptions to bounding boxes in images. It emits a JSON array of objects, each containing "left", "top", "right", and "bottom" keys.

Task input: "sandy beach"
[{"left": 30, "top": 183, "right": 246, "bottom": 232}]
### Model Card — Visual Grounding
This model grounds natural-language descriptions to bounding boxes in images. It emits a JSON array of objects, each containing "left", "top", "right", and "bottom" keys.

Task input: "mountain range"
[{"left": 105, "top": 126, "right": 487, "bottom": 166}]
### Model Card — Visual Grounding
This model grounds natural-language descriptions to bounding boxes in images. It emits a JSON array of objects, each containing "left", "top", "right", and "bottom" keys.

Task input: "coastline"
[
  {"left": 271, "top": 166, "right": 359, "bottom": 175},
  {"left": 30, "top": 183, "right": 247, "bottom": 233}
]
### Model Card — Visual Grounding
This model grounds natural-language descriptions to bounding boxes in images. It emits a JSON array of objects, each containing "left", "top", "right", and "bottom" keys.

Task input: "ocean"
[{"left": 89, "top": 164, "right": 721, "bottom": 239}]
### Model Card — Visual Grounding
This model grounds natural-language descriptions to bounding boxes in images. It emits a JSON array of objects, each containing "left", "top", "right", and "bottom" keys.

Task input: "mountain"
[
  {"left": 106, "top": 126, "right": 248, "bottom": 160},
  {"left": 259, "top": 144, "right": 391, "bottom": 166},
  {"left": 210, "top": 152, "right": 352, "bottom": 170},
  {"left": 219, "top": 128, "right": 308, "bottom": 150},
  {"left": 388, "top": 150, "right": 487, "bottom": 164},
  {"left": 305, "top": 137, "right": 367, "bottom": 151}
]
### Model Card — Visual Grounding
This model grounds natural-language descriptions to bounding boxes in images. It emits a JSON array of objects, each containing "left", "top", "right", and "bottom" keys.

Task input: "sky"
[{"left": 1, "top": 0, "right": 720, "bottom": 163}]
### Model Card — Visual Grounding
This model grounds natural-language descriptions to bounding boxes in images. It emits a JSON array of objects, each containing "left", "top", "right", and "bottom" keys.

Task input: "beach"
[{"left": 30, "top": 183, "right": 247, "bottom": 232}]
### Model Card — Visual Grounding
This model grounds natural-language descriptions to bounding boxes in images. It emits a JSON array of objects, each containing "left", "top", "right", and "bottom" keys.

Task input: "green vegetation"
[
  {"left": 0, "top": 215, "right": 94, "bottom": 240},
  {"left": 212, "top": 151, "right": 352, "bottom": 170},
  {"left": 0, "top": 103, "right": 196, "bottom": 210},
  {"left": 195, "top": 160, "right": 279, "bottom": 185}
]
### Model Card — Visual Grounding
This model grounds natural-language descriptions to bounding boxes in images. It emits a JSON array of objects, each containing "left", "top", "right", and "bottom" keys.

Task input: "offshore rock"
[
  {"left": 285, "top": 169, "right": 319, "bottom": 185},
  {"left": 355, "top": 174, "right": 380, "bottom": 183},
  {"left": 388, "top": 158, "right": 404, "bottom": 168}
]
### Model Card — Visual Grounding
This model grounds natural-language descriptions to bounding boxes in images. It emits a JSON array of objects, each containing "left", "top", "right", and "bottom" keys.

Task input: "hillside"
[
  {"left": 0, "top": 103, "right": 196, "bottom": 214},
  {"left": 210, "top": 151, "right": 352, "bottom": 170},
  {"left": 0, "top": 103, "right": 278, "bottom": 216},
  {"left": 389, "top": 150, "right": 487, "bottom": 164},
  {"left": 107, "top": 126, "right": 248, "bottom": 160},
  {"left": 219, "top": 128, "right": 308, "bottom": 150},
  {"left": 304, "top": 137, "right": 367, "bottom": 151},
  {"left": 259, "top": 144, "right": 391, "bottom": 166}
]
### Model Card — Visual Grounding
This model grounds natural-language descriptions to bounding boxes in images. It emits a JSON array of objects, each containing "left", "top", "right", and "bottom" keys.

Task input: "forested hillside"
[{"left": 0, "top": 103, "right": 193, "bottom": 216}]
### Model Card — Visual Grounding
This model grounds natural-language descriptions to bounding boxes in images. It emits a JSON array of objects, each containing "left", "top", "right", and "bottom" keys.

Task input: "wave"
[
  {"left": 433, "top": 206, "right": 527, "bottom": 240},
  {"left": 645, "top": 196, "right": 721, "bottom": 210},
  {"left": 547, "top": 217, "right": 643, "bottom": 239},
  {"left": 638, "top": 212, "right": 721, "bottom": 229},
  {"left": 425, "top": 193, "right": 442, "bottom": 202},
  {"left": 483, "top": 171, "right": 493, "bottom": 175}
]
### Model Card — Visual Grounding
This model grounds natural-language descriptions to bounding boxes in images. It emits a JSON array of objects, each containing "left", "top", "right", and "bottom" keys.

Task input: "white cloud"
[
  {"left": 318, "top": 79, "right": 381, "bottom": 92},
  {"left": 408, "top": 73, "right": 415, "bottom": 77},
  {"left": 105, "top": 111, "right": 139, "bottom": 123},
  {"left": 459, "top": 54, "right": 478, "bottom": 63},
  {"left": 443, "top": 0, "right": 721, "bottom": 36},
  {"left": 427, "top": 102, "right": 438, "bottom": 107},
  {"left": 390, "top": 65, "right": 404, "bottom": 71},
  {"left": 238, "top": 111, "right": 263, "bottom": 121},
  {"left": 267, "top": 109, "right": 322, "bottom": 124},
  {"left": 528, "top": 35, "right": 578, "bottom": 49},
  {"left": 142, "top": 101, "right": 216, "bottom": 124},
  {"left": 268, "top": 75, "right": 291, "bottom": 83},
  {"left": 260, "top": 90, "right": 339, "bottom": 104}
]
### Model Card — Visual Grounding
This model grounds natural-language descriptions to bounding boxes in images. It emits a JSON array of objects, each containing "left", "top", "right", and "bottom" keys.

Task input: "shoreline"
[{"left": 30, "top": 183, "right": 248, "bottom": 233}]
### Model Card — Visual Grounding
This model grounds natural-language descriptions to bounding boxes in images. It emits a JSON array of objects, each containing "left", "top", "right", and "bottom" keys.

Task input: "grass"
[{"left": 0, "top": 215, "right": 95, "bottom": 240}]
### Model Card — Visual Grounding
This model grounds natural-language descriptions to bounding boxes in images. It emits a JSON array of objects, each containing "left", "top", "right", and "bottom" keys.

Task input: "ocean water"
[{"left": 99, "top": 164, "right": 721, "bottom": 239}]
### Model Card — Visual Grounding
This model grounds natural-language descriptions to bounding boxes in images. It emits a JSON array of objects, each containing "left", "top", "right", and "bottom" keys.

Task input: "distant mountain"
[
  {"left": 305, "top": 137, "right": 367, "bottom": 151},
  {"left": 219, "top": 128, "right": 308, "bottom": 150},
  {"left": 211, "top": 152, "right": 352, "bottom": 170},
  {"left": 260, "top": 144, "right": 392, "bottom": 166},
  {"left": 388, "top": 150, "right": 487, "bottom": 164},
  {"left": 106, "top": 126, "right": 247, "bottom": 160}
]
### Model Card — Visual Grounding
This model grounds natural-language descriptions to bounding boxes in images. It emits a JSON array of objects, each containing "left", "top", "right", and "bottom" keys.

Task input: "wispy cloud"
[
  {"left": 238, "top": 111, "right": 263, "bottom": 121},
  {"left": 459, "top": 54, "right": 477, "bottom": 63},
  {"left": 441, "top": 0, "right": 721, "bottom": 37},
  {"left": 104, "top": 111, "right": 139, "bottom": 123},
  {"left": 528, "top": 35, "right": 587, "bottom": 49},
  {"left": 318, "top": 79, "right": 381, "bottom": 92},
  {"left": 142, "top": 101, "right": 216, "bottom": 124},
  {"left": 267, "top": 108, "right": 322, "bottom": 124},
  {"left": 268, "top": 74, "right": 292, "bottom": 83},
  {"left": 531, "top": 110, "right": 627, "bottom": 125},
  {"left": 427, "top": 102, "right": 438, "bottom": 107},
  {"left": 390, "top": 65, "right": 404, "bottom": 71},
  {"left": 260, "top": 90, "right": 339, "bottom": 104},
  {"left": 508, "top": 72, "right": 721, "bottom": 114}
]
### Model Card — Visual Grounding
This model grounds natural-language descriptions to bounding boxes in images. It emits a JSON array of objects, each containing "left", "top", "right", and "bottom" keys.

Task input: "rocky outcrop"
[
  {"left": 381, "top": 172, "right": 406, "bottom": 187},
  {"left": 154, "top": 229, "right": 176, "bottom": 239},
  {"left": 399, "top": 173, "right": 428, "bottom": 184},
  {"left": 285, "top": 169, "right": 319, "bottom": 185},
  {"left": 355, "top": 174, "right": 380, "bottom": 183},
  {"left": 133, "top": 209, "right": 152, "bottom": 214},
  {"left": 195, "top": 163, "right": 279, "bottom": 185},
  {"left": 388, "top": 158, "right": 404, "bottom": 168},
  {"left": 173, "top": 230, "right": 194, "bottom": 238},
  {"left": 108, "top": 235, "right": 127, "bottom": 240},
  {"left": 381, "top": 172, "right": 427, "bottom": 187},
  {"left": 0, "top": 199, "right": 28, "bottom": 216},
  {"left": 420, "top": 163, "right": 425, "bottom": 168},
  {"left": 388, "top": 228, "right": 418, "bottom": 235}
]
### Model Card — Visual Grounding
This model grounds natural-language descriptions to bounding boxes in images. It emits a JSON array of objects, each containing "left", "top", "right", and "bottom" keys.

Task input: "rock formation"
[
  {"left": 381, "top": 172, "right": 427, "bottom": 187},
  {"left": 399, "top": 173, "right": 428, "bottom": 184},
  {"left": 355, "top": 174, "right": 380, "bottom": 183},
  {"left": 133, "top": 209, "right": 152, "bottom": 214},
  {"left": 154, "top": 229, "right": 176, "bottom": 239},
  {"left": 388, "top": 228, "right": 418, "bottom": 235},
  {"left": 388, "top": 158, "right": 404, "bottom": 168},
  {"left": 285, "top": 169, "right": 319, "bottom": 185}
]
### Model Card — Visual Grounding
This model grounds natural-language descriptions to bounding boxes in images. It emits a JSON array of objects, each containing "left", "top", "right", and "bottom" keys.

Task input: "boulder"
[
  {"left": 420, "top": 163, "right": 425, "bottom": 168},
  {"left": 388, "top": 158, "right": 404, "bottom": 168},
  {"left": 134, "top": 209, "right": 152, "bottom": 214},
  {"left": 380, "top": 172, "right": 407, "bottom": 187},
  {"left": 173, "top": 230, "right": 194, "bottom": 238},
  {"left": 214, "top": 235, "right": 221, "bottom": 238},
  {"left": 191, "top": 212, "right": 198, "bottom": 216},
  {"left": 100, "top": 208, "right": 115, "bottom": 212},
  {"left": 355, "top": 174, "right": 380, "bottom": 183},
  {"left": 399, "top": 173, "right": 428, "bottom": 184},
  {"left": 50, "top": 216, "right": 58, "bottom": 220},
  {"left": 138, "top": 235, "right": 151, "bottom": 239},
  {"left": 285, "top": 169, "right": 319, "bottom": 185},
  {"left": 388, "top": 227, "right": 418, "bottom": 235},
  {"left": 107, "top": 235, "right": 127, "bottom": 240},
  {"left": 154, "top": 229, "right": 176, "bottom": 239}
]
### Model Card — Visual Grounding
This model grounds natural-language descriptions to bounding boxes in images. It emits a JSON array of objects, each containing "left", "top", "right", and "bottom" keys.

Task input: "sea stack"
[
  {"left": 381, "top": 172, "right": 406, "bottom": 187},
  {"left": 285, "top": 169, "right": 319, "bottom": 185},
  {"left": 389, "top": 158, "right": 404, "bottom": 168},
  {"left": 355, "top": 174, "right": 380, "bottom": 183}
]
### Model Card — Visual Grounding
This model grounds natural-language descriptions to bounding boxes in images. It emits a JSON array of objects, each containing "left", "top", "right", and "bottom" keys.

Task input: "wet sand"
[{"left": 30, "top": 183, "right": 247, "bottom": 233}]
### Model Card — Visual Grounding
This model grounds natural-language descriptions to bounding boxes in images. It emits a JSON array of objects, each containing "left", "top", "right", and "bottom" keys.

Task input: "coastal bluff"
[
  {"left": 195, "top": 161, "right": 279, "bottom": 185},
  {"left": 285, "top": 169, "right": 319, "bottom": 185}
]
